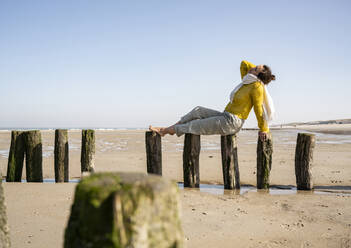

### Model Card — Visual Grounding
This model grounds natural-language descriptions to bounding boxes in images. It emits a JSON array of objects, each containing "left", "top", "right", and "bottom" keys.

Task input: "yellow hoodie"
[{"left": 224, "top": 60, "right": 269, "bottom": 132}]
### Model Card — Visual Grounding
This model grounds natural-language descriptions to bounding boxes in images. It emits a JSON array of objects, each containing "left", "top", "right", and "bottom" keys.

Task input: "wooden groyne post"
[
  {"left": 54, "top": 129, "right": 69, "bottom": 182},
  {"left": 145, "top": 131, "right": 162, "bottom": 175},
  {"left": 81, "top": 129, "right": 95, "bottom": 173},
  {"left": 183, "top": 134, "right": 200, "bottom": 188},
  {"left": 64, "top": 172, "right": 184, "bottom": 248},
  {"left": 25, "top": 130, "right": 43, "bottom": 182},
  {"left": 257, "top": 133, "right": 273, "bottom": 189},
  {"left": 0, "top": 171, "right": 11, "bottom": 248},
  {"left": 6, "top": 131, "right": 25, "bottom": 182},
  {"left": 295, "top": 133, "right": 315, "bottom": 190},
  {"left": 221, "top": 134, "right": 240, "bottom": 189}
]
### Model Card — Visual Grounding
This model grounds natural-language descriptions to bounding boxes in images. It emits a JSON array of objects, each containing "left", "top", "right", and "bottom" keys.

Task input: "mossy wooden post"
[
  {"left": 25, "top": 130, "right": 43, "bottom": 182},
  {"left": 54, "top": 129, "right": 69, "bottom": 182},
  {"left": 0, "top": 172, "right": 11, "bottom": 248},
  {"left": 183, "top": 134, "right": 200, "bottom": 188},
  {"left": 257, "top": 133, "right": 273, "bottom": 189},
  {"left": 295, "top": 133, "right": 315, "bottom": 190},
  {"left": 6, "top": 131, "right": 25, "bottom": 182},
  {"left": 221, "top": 134, "right": 240, "bottom": 189},
  {"left": 145, "top": 131, "right": 162, "bottom": 175},
  {"left": 64, "top": 172, "right": 184, "bottom": 248},
  {"left": 81, "top": 129, "right": 95, "bottom": 173}
]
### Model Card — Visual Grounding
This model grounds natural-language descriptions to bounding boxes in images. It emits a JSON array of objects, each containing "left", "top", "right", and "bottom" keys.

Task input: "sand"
[{"left": 1, "top": 126, "right": 351, "bottom": 247}]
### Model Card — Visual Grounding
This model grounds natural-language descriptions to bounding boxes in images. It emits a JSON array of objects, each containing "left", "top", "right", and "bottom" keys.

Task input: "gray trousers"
[{"left": 174, "top": 106, "right": 244, "bottom": 137}]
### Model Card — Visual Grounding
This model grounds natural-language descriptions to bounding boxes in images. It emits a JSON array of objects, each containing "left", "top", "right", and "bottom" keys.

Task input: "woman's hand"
[{"left": 258, "top": 131, "right": 267, "bottom": 142}]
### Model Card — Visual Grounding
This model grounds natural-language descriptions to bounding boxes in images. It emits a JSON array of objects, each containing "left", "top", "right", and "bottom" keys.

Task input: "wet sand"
[{"left": 1, "top": 126, "right": 351, "bottom": 247}]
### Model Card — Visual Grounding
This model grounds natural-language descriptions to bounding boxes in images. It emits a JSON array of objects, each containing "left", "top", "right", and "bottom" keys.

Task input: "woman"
[{"left": 149, "top": 60, "right": 276, "bottom": 141}]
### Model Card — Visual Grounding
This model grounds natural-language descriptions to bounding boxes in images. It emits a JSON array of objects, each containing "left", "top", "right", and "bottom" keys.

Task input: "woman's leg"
[
  {"left": 178, "top": 106, "right": 224, "bottom": 124},
  {"left": 149, "top": 106, "right": 224, "bottom": 136},
  {"left": 174, "top": 112, "right": 243, "bottom": 137}
]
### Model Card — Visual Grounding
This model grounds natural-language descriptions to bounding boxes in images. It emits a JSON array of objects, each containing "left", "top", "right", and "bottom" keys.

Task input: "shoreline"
[
  {"left": 270, "top": 128, "right": 351, "bottom": 135},
  {"left": 0, "top": 122, "right": 350, "bottom": 134}
]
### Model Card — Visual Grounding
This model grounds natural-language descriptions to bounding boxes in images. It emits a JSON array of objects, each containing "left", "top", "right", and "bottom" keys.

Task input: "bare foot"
[
  {"left": 149, "top": 125, "right": 167, "bottom": 136},
  {"left": 149, "top": 125, "right": 176, "bottom": 136},
  {"left": 166, "top": 125, "right": 176, "bottom": 135}
]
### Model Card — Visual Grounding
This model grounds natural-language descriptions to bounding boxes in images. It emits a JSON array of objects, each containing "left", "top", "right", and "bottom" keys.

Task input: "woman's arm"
[
  {"left": 251, "top": 83, "right": 269, "bottom": 133},
  {"left": 240, "top": 60, "right": 256, "bottom": 79}
]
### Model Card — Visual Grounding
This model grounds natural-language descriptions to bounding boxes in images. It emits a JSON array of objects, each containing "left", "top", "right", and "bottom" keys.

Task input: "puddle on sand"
[
  {"left": 177, "top": 183, "right": 351, "bottom": 196},
  {"left": 3, "top": 179, "right": 350, "bottom": 196}
]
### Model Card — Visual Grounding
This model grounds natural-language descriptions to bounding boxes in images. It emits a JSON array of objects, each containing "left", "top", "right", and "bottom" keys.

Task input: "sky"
[{"left": 0, "top": 0, "right": 350, "bottom": 128}]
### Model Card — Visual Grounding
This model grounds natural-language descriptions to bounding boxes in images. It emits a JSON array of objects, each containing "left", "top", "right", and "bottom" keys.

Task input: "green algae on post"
[
  {"left": 25, "top": 130, "right": 43, "bottom": 182},
  {"left": 183, "top": 134, "right": 200, "bottom": 188},
  {"left": 0, "top": 171, "right": 10, "bottom": 247},
  {"left": 81, "top": 129, "right": 95, "bottom": 173},
  {"left": 54, "top": 129, "right": 69, "bottom": 182},
  {"left": 145, "top": 131, "right": 162, "bottom": 175},
  {"left": 6, "top": 131, "right": 25, "bottom": 182},
  {"left": 64, "top": 172, "right": 184, "bottom": 248},
  {"left": 257, "top": 133, "right": 273, "bottom": 189},
  {"left": 295, "top": 133, "right": 315, "bottom": 190},
  {"left": 221, "top": 134, "right": 240, "bottom": 189}
]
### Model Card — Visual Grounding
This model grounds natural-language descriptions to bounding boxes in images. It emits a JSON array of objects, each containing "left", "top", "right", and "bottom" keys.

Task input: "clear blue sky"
[{"left": 1, "top": 0, "right": 350, "bottom": 128}]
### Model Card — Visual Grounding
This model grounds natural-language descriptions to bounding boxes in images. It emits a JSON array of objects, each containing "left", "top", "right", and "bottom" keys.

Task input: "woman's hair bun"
[{"left": 271, "top": 74, "right": 276, "bottom": 81}]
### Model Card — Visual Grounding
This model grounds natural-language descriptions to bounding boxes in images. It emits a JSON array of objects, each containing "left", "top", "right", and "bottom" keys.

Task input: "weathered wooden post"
[
  {"left": 64, "top": 172, "right": 184, "bottom": 248},
  {"left": 0, "top": 172, "right": 11, "bottom": 248},
  {"left": 257, "top": 133, "right": 273, "bottom": 189},
  {"left": 295, "top": 133, "right": 315, "bottom": 190},
  {"left": 183, "top": 134, "right": 200, "bottom": 188},
  {"left": 25, "top": 130, "right": 43, "bottom": 182},
  {"left": 81, "top": 129, "right": 95, "bottom": 173},
  {"left": 6, "top": 131, "right": 25, "bottom": 182},
  {"left": 54, "top": 129, "right": 69, "bottom": 182},
  {"left": 145, "top": 131, "right": 162, "bottom": 175},
  {"left": 221, "top": 134, "right": 240, "bottom": 189}
]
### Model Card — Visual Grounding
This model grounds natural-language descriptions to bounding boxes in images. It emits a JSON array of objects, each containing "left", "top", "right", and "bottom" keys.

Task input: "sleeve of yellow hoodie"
[
  {"left": 240, "top": 60, "right": 256, "bottom": 79},
  {"left": 251, "top": 83, "right": 270, "bottom": 133}
]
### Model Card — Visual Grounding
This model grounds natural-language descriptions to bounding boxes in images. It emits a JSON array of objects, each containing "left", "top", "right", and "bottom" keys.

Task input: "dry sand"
[{"left": 0, "top": 126, "right": 351, "bottom": 247}]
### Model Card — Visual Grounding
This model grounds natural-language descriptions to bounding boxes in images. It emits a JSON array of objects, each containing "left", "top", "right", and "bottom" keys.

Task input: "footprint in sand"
[
  {"left": 301, "top": 241, "right": 312, "bottom": 247},
  {"left": 280, "top": 221, "right": 304, "bottom": 231},
  {"left": 260, "top": 239, "right": 289, "bottom": 248},
  {"left": 280, "top": 223, "right": 292, "bottom": 231},
  {"left": 280, "top": 203, "right": 291, "bottom": 211}
]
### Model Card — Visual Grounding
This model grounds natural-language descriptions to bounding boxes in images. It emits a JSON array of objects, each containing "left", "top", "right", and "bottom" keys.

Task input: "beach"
[{"left": 1, "top": 126, "right": 351, "bottom": 247}]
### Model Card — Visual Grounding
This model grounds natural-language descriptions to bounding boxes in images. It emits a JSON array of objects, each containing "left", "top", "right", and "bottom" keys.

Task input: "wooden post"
[
  {"left": 183, "top": 134, "right": 200, "bottom": 188},
  {"left": 6, "top": 131, "right": 25, "bottom": 182},
  {"left": 64, "top": 172, "right": 184, "bottom": 248},
  {"left": 54, "top": 129, "right": 69, "bottom": 182},
  {"left": 24, "top": 130, "right": 43, "bottom": 182},
  {"left": 81, "top": 129, "right": 95, "bottom": 173},
  {"left": 295, "top": 133, "right": 315, "bottom": 190},
  {"left": 145, "top": 131, "right": 162, "bottom": 175},
  {"left": 0, "top": 171, "right": 11, "bottom": 248},
  {"left": 221, "top": 134, "right": 240, "bottom": 189},
  {"left": 257, "top": 133, "right": 273, "bottom": 189}
]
